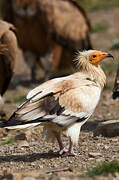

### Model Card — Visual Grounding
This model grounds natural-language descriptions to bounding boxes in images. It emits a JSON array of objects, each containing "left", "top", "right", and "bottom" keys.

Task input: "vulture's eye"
[{"left": 93, "top": 55, "right": 96, "bottom": 58}]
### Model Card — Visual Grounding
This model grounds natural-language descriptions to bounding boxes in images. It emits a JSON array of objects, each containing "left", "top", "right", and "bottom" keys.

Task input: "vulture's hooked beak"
[{"left": 107, "top": 53, "right": 114, "bottom": 60}]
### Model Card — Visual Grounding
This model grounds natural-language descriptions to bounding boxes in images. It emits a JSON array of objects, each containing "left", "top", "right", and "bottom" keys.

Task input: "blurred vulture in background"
[
  {"left": 1, "top": 0, "right": 92, "bottom": 82},
  {"left": 112, "top": 65, "right": 119, "bottom": 99},
  {"left": 0, "top": 20, "right": 18, "bottom": 107}
]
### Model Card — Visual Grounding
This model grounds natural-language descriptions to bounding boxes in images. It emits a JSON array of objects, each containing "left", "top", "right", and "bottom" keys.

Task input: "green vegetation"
[
  {"left": 13, "top": 94, "right": 26, "bottom": 103},
  {"left": 78, "top": 0, "right": 119, "bottom": 11},
  {"left": 6, "top": 94, "right": 26, "bottom": 103},
  {"left": 101, "top": 62, "right": 117, "bottom": 76},
  {"left": 101, "top": 62, "right": 117, "bottom": 90},
  {"left": 86, "top": 160, "right": 119, "bottom": 177},
  {"left": 91, "top": 22, "right": 109, "bottom": 33},
  {"left": 104, "top": 82, "right": 114, "bottom": 90},
  {"left": 109, "top": 39, "right": 119, "bottom": 50},
  {"left": 0, "top": 138, "right": 15, "bottom": 146}
]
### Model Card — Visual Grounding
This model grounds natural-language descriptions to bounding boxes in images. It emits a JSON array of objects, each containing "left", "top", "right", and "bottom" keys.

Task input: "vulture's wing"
[
  {"left": 0, "top": 20, "right": 17, "bottom": 95},
  {"left": 0, "top": 20, "right": 16, "bottom": 38},
  {"left": 2, "top": 74, "right": 101, "bottom": 129},
  {"left": 38, "top": 0, "right": 91, "bottom": 49}
]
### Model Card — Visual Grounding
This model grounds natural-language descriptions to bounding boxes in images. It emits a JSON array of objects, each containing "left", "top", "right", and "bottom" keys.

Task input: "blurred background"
[
  {"left": 0, "top": 0, "right": 118, "bottom": 110},
  {"left": 0, "top": 0, "right": 118, "bottom": 113},
  {"left": 0, "top": 0, "right": 119, "bottom": 178}
]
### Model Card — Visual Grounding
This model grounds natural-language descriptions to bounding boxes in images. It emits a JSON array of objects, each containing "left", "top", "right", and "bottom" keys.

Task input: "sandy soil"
[{"left": 0, "top": 7, "right": 119, "bottom": 180}]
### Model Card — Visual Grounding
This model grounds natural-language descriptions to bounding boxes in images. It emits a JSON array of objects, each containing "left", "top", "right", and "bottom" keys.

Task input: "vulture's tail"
[
  {"left": 0, "top": 95, "right": 46, "bottom": 130},
  {"left": 0, "top": 113, "right": 41, "bottom": 130}
]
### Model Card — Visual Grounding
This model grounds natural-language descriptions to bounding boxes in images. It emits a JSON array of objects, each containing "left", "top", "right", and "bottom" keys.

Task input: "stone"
[
  {"left": 88, "top": 152, "right": 102, "bottom": 158},
  {"left": 15, "top": 133, "right": 26, "bottom": 140},
  {"left": 93, "top": 120, "right": 119, "bottom": 137},
  {"left": 18, "top": 140, "right": 29, "bottom": 147},
  {"left": 96, "top": 157, "right": 105, "bottom": 162}
]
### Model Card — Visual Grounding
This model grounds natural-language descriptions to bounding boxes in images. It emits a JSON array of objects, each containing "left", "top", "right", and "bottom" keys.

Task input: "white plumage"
[{"left": 0, "top": 50, "right": 113, "bottom": 156}]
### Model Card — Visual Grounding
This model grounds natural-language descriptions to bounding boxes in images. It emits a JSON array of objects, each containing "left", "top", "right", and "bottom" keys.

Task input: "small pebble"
[{"left": 88, "top": 152, "right": 102, "bottom": 158}]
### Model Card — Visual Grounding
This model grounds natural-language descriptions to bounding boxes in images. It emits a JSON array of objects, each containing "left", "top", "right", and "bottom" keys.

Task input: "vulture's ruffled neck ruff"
[{"left": 75, "top": 50, "right": 106, "bottom": 89}]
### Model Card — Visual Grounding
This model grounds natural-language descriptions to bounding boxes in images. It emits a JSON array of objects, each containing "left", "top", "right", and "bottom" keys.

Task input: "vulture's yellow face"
[{"left": 89, "top": 51, "right": 113, "bottom": 66}]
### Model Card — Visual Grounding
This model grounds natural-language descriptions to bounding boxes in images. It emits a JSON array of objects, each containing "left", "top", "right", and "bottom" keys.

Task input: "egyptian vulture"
[
  {"left": 1, "top": 0, "right": 92, "bottom": 82},
  {"left": 112, "top": 64, "right": 119, "bottom": 99},
  {"left": 0, "top": 50, "right": 113, "bottom": 156},
  {"left": 0, "top": 20, "right": 18, "bottom": 104}
]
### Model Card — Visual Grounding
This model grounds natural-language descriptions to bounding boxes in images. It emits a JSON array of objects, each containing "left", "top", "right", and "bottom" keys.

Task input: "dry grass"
[{"left": 78, "top": 0, "right": 119, "bottom": 11}]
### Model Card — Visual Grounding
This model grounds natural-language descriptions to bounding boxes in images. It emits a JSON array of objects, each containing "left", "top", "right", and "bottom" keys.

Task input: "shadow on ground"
[{"left": 0, "top": 152, "right": 60, "bottom": 164}]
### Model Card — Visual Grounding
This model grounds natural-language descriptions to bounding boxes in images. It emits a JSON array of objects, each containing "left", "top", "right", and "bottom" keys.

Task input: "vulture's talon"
[{"left": 59, "top": 147, "right": 68, "bottom": 155}]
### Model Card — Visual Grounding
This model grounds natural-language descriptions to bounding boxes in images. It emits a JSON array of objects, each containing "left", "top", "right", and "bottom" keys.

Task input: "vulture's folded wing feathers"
[{"left": 6, "top": 75, "right": 100, "bottom": 128}]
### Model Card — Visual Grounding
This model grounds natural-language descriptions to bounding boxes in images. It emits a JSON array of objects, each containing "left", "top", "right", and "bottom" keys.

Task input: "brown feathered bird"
[
  {"left": 0, "top": 20, "right": 18, "bottom": 103},
  {"left": 0, "top": 50, "right": 113, "bottom": 156},
  {"left": 1, "top": 0, "right": 92, "bottom": 82},
  {"left": 112, "top": 64, "right": 119, "bottom": 99}
]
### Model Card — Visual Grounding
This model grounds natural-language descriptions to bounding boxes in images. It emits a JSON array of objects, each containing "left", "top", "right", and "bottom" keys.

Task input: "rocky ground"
[{"left": 0, "top": 6, "right": 119, "bottom": 180}]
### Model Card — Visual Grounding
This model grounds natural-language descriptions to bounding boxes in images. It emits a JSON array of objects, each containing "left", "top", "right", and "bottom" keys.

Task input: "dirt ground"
[{"left": 0, "top": 7, "right": 119, "bottom": 180}]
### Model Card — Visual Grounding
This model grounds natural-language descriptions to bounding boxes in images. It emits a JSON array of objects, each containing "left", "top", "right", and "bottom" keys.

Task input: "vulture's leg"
[
  {"left": 40, "top": 45, "right": 62, "bottom": 81},
  {"left": 49, "top": 44, "right": 62, "bottom": 70},
  {"left": 53, "top": 131, "right": 68, "bottom": 155},
  {"left": 62, "top": 137, "right": 76, "bottom": 156},
  {"left": 24, "top": 51, "right": 37, "bottom": 82},
  {"left": 40, "top": 53, "right": 53, "bottom": 81},
  {"left": 31, "top": 60, "right": 37, "bottom": 83},
  {"left": 0, "top": 95, "right": 4, "bottom": 114}
]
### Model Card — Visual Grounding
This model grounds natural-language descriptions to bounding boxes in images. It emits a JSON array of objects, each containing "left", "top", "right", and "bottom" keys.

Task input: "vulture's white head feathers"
[
  {"left": 74, "top": 50, "right": 114, "bottom": 88},
  {"left": 75, "top": 50, "right": 113, "bottom": 68}
]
